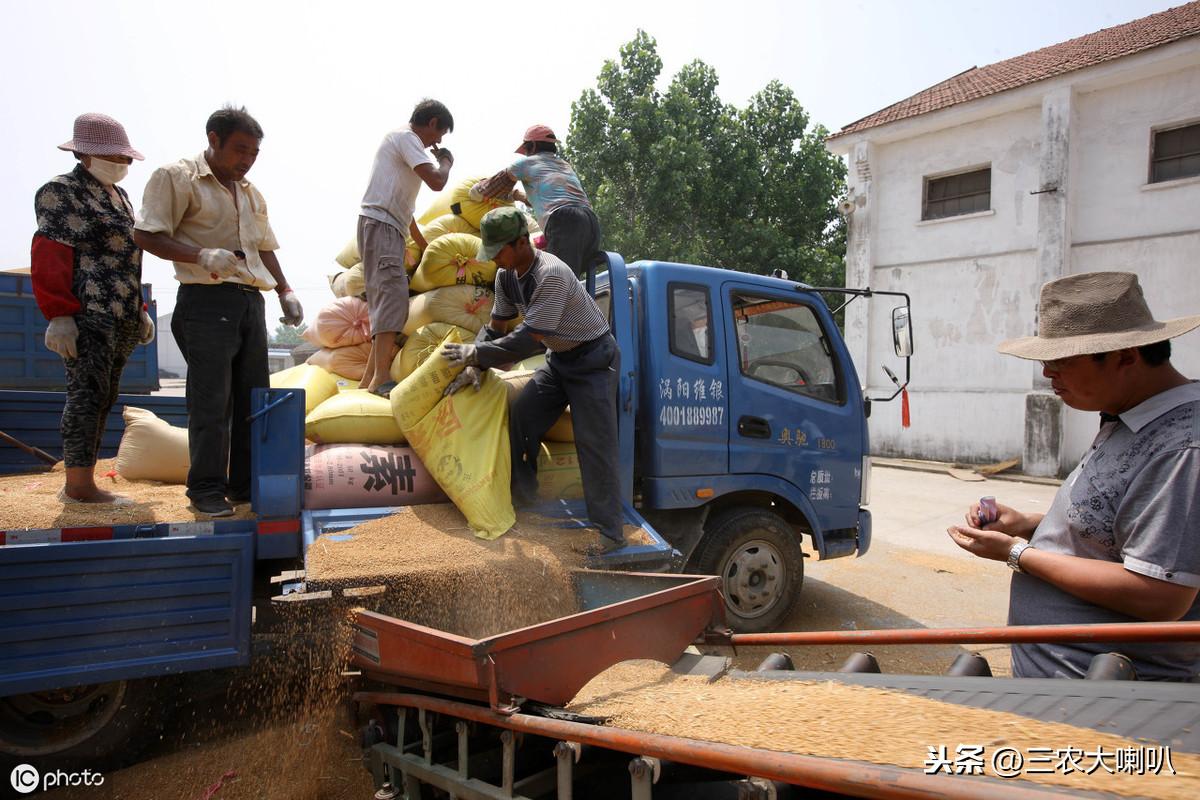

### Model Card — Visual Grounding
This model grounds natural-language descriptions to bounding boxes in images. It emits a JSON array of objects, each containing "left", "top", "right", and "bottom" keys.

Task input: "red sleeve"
[{"left": 30, "top": 234, "right": 81, "bottom": 319}]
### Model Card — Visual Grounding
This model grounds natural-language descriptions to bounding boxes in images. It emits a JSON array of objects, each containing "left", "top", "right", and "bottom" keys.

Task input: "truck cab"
[{"left": 598, "top": 256, "right": 906, "bottom": 631}]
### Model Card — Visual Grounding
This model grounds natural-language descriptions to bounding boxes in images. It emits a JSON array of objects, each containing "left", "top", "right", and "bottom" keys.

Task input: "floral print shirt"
[{"left": 34, "top": 164, "right": 142, "bottom": 320}]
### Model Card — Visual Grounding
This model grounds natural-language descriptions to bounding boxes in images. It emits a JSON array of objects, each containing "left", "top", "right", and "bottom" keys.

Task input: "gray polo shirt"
[{"left": 1009, "top": 381, "right": 1200, "bottom": 680}]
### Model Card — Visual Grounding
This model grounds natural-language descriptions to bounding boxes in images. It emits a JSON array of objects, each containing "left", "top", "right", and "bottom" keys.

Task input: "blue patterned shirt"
[{"left": 1009, "top": 380, "right": 1200, "bottom": 680}]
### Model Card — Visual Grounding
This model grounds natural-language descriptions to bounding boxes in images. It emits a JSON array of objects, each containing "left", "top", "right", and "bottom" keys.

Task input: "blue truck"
[{"left": 0, "top": 253, "right": 912, "bottom": 768}]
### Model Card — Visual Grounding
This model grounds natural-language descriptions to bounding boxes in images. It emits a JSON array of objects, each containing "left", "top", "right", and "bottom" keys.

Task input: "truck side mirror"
[{"left": 892, "top": 306, "right": 913, "bottom": 358}]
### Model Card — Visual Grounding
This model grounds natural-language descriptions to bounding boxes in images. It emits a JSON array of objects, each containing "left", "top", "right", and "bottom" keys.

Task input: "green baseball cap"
[{"left": 477, "top": 207, "right": 528, "bottom": 261}]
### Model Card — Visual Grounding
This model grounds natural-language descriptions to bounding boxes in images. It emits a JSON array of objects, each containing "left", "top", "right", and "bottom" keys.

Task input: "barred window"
[
  {"left": 923, "top": 167, "right": 991, "bottom": 221},
  {"left": 1151, "top": 123, "right": 1200, "bottom": 183}
]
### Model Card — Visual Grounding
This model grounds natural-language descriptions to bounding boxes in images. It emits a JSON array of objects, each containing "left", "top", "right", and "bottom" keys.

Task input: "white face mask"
[{"left": 86, "top": 158, "right": 129, "bottom": 185}]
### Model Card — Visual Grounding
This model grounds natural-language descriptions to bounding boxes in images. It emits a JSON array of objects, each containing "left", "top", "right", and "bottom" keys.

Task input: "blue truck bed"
[
  {"left": 0, "top": 391, "right": 187, "bottom": 475},
  {"left": 0, "top": 272, "right": 160, "bottom": 393}
]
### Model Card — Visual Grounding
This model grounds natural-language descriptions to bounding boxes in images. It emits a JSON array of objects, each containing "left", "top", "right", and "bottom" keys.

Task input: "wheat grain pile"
[
  {"left": 568, "top": 661, "right": 1200, "bottom": 798},
  {"left": 303, "top": 504, "right": 625, "bottom": 637},
  {"left": 0, "top": 459, "right": 254, "bottom": 529}
]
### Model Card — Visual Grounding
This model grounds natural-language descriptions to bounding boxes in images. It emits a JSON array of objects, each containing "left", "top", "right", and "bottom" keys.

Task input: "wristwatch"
[{"left": 1007, "top": 541, "right": 1033, "bottom": 573}]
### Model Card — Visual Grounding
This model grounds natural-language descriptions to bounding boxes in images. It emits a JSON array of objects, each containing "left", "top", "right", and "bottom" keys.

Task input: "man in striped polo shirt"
[{"left": 443, "top": 207, "right": 624, "bottom": 552}]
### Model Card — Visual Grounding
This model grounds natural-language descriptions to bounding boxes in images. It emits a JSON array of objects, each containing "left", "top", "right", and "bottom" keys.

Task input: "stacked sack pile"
[
  {"left": 278, "top": 176, "right": 582, "bottom": 537},
  {"left": 115, "top": 176, "right": 583, "bottom": 539}
]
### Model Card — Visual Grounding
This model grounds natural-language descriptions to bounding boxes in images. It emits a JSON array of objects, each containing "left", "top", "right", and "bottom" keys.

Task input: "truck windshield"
[{"left": 731, "top": 294, "right": 842, "bottom": 404}]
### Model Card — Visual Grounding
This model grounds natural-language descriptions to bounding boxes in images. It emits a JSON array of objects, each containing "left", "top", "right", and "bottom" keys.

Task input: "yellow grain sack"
[
  {"left": 448, "top": 175, "right": 515, "bottom": 228},
  {"left": 270, "top": 363, "right": 339, "bottom": 415},
  {"left": 410, "top": 233, "right": 497, "bottom": 294},
  {"left": 403, "top": 284, "right": 494, "bottom": 336},
  {"left": 498, "top": 370, "right": 574, "bottom": 442},
  {"left": 537, "top": 441, "right": 583, "bottom": 501},
  {"left": 514, "top": 353, "right": 547, "bottom": 372},
  {"left": 115, "top": 406, "right": 190, "bottom": 484},
  {"left": 416, "top": 191, "right": 455, "bottom": 226},
  {"left": 404, "top": 376, "right": 515, "bottom": 540},
  {"left": 390, "top": 322, "right": 471, "bottom": 383},
  {"left": 305, "top": 389, "right": 406, "bottom": 445},
  {"left": 404, "top": 214, "right": 480, "bottom": 268},
  {"left": 328, "top": 263, "right": 365, "bottom": 298},
  {"left": 389, "top": 327, "right": 465, "bottom": 430},
  {"left": 391, "top": 328, "right": 515, "bottom": 538},
  {"left": 335, "top": 237, "right": 359, "bottom": 269},
  {"left": 330, "top": 373, "right": 360, "bottom": 391}
]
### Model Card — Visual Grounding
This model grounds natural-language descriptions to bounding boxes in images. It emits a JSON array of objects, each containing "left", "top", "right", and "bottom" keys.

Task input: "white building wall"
[
  {"left": 835, "top": 46, "right": 1200, "bottom": 474},
  {"left": 861, "top": 108, "right": 1044, "bottom": 463}
]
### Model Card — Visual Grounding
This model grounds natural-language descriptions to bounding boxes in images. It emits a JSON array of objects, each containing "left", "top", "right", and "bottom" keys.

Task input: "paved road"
[{"left": 720, "top": 465, "right": 1061, "bottom": 677}]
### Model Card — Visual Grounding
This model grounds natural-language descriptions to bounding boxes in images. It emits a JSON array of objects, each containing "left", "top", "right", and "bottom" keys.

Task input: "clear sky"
[{"left": 2, "top": 0, "right": 1180, "bottom": 323}]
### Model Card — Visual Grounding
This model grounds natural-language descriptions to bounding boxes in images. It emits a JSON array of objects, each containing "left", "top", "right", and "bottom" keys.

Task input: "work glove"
[
  {"left": 441, "top": 341, "right": 478, "bottom": 366},
  {"left": 278, "top": 289, "right": 304, "bottom": 327},
  {"left": 443, "top": 366, "right": 482, "bottom": 397},
  {"left": 432, "top": 145, "right": 453, "bottom": 166},
  {"left": 45, "top": 316, "right": 78, "bottom": 359},
  {"left": 198, "top": 248, "right": 241, "bottom": 280},
  {"left": 137, "top": 309, "right": 155, "bottom": 345}
]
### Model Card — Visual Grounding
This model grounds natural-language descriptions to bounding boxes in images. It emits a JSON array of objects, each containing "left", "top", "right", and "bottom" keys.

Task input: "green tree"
[
  {"left": 271, "top": 322, "right": 307, "bottom": 346},
  {"left": 564, "top": 31, "right": 846, "bottom": 285}
]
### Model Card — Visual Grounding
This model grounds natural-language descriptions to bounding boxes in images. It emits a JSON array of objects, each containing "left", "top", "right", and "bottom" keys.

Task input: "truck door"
[
  {"left": 722, "top": 282, "right": 863, "bottom": 531},
  {"left": 640, "top": 266, "right": 728, "bottom": 477}
]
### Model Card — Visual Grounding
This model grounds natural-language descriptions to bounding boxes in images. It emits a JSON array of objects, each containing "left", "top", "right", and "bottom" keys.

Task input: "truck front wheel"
[
  {"left": 0, "top": 678, "right": 173, "bottom": 771},
  {"left": 692, "top": 508, "right": 804, "bottom": 633}
]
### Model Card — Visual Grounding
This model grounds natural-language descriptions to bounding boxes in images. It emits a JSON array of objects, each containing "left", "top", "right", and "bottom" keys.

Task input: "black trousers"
[
  {"left": 509, "top": 334, "right": 623, "bottom": 541},
  {"left": 171, "top": 283, "right": 269, "bottom": 501},
  {"left": 61, "top": 314, "right": 140, "bottom": 467},
  {"left": 543, "top": 204, "right": 602, "bottom": 280}
]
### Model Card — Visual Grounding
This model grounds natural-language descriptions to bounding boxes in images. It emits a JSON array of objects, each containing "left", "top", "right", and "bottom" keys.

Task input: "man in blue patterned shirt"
[
  {"left": 470, "top": 125, "right": 601, "bottom": 280},
  {"left": 948, "top": 272, "right": 1200, "bottom": 680}
]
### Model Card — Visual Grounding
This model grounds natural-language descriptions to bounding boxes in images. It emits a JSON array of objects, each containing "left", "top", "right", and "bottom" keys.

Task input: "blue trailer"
[{"left": 0, "top": 254, "right": 912, "bottom": 769}]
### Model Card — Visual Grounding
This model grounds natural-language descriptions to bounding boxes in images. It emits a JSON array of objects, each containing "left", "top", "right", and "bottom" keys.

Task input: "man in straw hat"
[
  {"left": 32, "top": 112, "right": 153, "bottom": 505},
  {"left": 948, "top": 271, "right": 1200, "bottom": 680}
]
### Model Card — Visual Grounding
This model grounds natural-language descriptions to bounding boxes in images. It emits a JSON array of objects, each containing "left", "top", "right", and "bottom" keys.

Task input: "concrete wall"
[{"left": 834, "top": 44, "right": 1200, "bottom": 474}]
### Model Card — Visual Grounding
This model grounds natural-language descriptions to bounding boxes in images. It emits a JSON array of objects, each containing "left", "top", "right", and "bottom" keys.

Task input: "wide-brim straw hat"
[
  {"left": 998, "top": 271, "right": 1200, "bottom": 361},
  {"left": 57, "top": 112, "right": 143, "bottom": 160}
]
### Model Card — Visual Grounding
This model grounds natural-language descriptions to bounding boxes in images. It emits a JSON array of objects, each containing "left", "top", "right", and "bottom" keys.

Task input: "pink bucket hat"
[{"left": 58, "top": 113, "right": 144, "bottom": 160}]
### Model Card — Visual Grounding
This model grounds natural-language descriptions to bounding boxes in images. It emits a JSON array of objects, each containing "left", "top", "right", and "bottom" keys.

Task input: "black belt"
[{"left": 186, "top": 282, "right": 262, "bottom": 293}]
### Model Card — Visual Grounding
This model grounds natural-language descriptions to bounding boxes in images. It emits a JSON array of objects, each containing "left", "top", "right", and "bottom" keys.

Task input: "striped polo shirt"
[{"left": 492, "top": 250, "right": 609, "bottom": 352}]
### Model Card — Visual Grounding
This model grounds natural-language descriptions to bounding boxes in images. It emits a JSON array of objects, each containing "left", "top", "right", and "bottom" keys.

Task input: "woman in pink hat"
[{"left": 31, "top": 112, "right": 155, "bottom": 504}]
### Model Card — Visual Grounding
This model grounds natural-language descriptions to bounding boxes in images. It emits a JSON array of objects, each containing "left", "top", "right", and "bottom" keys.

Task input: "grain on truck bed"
[{"left": 569, "top": 660, "right": 1200, "bottom": 799}]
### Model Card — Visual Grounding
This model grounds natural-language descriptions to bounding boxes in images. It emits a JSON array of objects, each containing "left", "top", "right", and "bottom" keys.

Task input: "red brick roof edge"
[{"left": 829, "top": 2, "right": 1200, "bottom": 140}]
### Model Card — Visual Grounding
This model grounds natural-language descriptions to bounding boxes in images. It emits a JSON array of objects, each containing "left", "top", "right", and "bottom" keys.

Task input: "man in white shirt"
[{"left": 358, "top": 99, "right": 455, "bottom": 393}]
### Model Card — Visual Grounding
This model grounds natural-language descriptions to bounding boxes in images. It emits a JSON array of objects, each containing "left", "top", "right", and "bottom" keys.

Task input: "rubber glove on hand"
[
  {"left": 279, "top": 289, "right": 304, "bottom": 326},
  {"left": 443, "top": 366, "right": 483, "bottom": 397},
  {"left": 441, "top": 342, "right": 478, "bottom": 366},
  {"left": 137, "top": 310, "right": 155, "bottom": 345},
  {"left": 45, "top": 316, "right": 78, "bottom": 359},
  {"left": 198, "top": 248, "right": 241, "bottom": 279}
]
